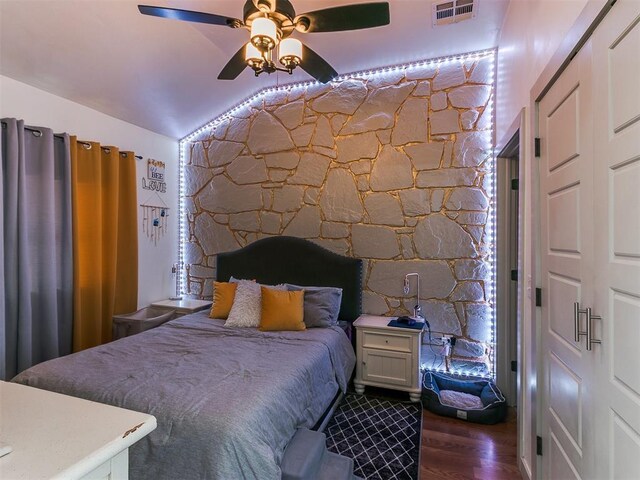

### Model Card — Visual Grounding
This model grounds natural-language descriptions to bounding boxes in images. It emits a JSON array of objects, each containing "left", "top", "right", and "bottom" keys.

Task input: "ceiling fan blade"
[
  {"left": 295, "top": 2, "right": 389, "bottom": 33},
  {"left": 218, "top": 46, "right": 249, "bottom": 80},
  {"left": 138, "top": 5, "right": 242, "bottom": 28},
  {"left": 300, "top": 44, "right": 338, "bottom": 84}
]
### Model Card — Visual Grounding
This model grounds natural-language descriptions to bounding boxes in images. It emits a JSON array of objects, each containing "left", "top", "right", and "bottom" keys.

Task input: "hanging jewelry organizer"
[{"left": 140, "top": 191, "right": 170, "bottom": 246}]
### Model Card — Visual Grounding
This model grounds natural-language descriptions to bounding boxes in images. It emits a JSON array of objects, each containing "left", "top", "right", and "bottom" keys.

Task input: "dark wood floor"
[{"left": 420, "top": 408, "right": 520, "bottom": 480}]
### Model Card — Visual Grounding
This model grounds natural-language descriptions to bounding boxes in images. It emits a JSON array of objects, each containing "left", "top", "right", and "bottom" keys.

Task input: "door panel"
[
  {"left": 591, "top": 2, "right": 640, "bottom": 479},
  {"left": 539, "top": 36, "right": 595, "bottom": 480}
]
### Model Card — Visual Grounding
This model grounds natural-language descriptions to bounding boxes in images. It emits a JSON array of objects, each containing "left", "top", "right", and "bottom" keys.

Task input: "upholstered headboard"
[{"left": 216, "top": 236, "right": 363, "bottom": 322}]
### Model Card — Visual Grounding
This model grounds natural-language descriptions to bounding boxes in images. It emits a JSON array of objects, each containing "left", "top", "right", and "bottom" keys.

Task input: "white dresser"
[
  {"left": 353, "top": 315, "right": 424, "bottom": 402},
  {"left": 0, "top": 381, "right": 156, "bottom": 480}
]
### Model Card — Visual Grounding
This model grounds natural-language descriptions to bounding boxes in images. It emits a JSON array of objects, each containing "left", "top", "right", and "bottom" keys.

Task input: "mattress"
[{"left": 12, "top": 312, "right": 355, "bottom": 479}]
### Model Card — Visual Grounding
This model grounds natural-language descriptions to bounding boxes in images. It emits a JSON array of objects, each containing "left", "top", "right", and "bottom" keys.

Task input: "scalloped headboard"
[{"left": 215, "top": 236, "right": 363, "bottom": 322}]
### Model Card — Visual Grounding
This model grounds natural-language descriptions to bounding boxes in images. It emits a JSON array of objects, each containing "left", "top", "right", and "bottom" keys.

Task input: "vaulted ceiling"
[{"left": 0, "top": 0, "right": 508, "bottom": 138}]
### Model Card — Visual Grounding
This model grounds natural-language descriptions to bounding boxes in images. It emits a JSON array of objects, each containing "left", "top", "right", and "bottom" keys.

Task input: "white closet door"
[
  {"left": 591, "top": 2, "right": 640, "bottom": 479},
  {"left": 538, "top": 38, "right": 597, "bottom": 480}
]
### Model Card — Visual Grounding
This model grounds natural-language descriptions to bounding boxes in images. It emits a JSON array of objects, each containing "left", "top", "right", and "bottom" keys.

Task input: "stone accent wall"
[{"left": 184, "top": 53, "right": 495, "bottom": 358}]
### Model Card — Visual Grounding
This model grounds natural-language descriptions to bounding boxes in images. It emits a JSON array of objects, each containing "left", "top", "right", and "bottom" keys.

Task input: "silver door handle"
[
  {"left": 585, "top": 307, "right": 602, "bottom": 351},
  {"left": 573, "top": 302, "right": 587, "bottom": 342}
]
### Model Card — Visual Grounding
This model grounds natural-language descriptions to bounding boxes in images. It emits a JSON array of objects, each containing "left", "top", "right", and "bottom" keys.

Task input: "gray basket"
[{"left": 112, "top": 306, "right": 176, "bottom": 340}]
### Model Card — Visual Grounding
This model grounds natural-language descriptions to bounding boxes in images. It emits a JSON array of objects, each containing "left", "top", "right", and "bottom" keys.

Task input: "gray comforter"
[{"left": 12, "top": 312, "right": 355, "bottom": 479}]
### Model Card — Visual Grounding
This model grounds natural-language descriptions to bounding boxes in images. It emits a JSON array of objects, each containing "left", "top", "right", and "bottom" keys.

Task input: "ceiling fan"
[{"left": 138, "top": 0, "right": 390, "bottom": 84}]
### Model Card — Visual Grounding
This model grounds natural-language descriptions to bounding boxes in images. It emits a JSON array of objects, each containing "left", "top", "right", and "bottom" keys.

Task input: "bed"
[{"left": 12, "top": 236, "right": 362, "bottom": 480}]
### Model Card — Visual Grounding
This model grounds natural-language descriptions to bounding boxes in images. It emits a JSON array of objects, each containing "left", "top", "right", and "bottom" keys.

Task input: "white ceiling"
[{"left": 0, "top": 0, "right": 508, "bottom": 139}]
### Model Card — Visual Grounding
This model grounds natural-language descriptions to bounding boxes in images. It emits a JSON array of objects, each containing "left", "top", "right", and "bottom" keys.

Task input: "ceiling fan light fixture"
[
  {"left": 279, "top": 38, "right": 302, "bottom": 68},
  {"left": 245, "top": 42, "right": 263, "bottom": 69},
  {"left": 250, "top": 17, "right": 278, "bottom": 52}
]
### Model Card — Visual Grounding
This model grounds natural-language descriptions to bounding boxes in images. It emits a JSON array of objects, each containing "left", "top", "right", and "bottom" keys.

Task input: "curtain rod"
[{"left": 1, "top": 121, "right": 143, "bottom": 159}]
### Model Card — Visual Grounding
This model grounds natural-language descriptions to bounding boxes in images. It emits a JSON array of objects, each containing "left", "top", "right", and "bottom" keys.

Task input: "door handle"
[
  {"left": 573, "top": 302, "right": 587, "bottom": 342},
  {"left": 585, "top": 307, "right": 602, "bottom": 351}
]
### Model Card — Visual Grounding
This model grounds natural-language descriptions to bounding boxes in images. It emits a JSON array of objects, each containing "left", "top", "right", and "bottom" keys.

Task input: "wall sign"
[{"left": 142, "top": 158, "right": 167, "bottom": 193}]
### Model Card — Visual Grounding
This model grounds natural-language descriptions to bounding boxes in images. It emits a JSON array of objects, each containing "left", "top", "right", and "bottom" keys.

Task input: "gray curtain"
[{"left": 1, "top": 118, "right": 73, "bottom": 380}]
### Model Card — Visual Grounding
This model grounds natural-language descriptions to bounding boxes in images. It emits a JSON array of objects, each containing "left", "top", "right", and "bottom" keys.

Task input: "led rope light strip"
[{"left": 179, "top": 48, "right": 497, "bottom": 378}]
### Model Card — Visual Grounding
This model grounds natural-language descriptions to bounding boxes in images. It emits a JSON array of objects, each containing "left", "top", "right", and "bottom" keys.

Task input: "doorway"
[{"left": 497, "top": 132, "right": 520, "bottom": 406}]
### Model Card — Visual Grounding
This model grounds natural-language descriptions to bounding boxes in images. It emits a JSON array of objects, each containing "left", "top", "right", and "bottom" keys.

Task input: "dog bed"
[{"left": 422, "top": 372, "right": 507, "bottom": 424}]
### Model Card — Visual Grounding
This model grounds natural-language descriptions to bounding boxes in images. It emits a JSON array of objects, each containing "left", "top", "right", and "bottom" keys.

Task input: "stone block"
[
  {"left": 357, "top": 176, "right": 370, "bottom": 191},
  {"left": 287, "top": 152, "right": 331, "bottom": 187},
  {"left": 430, "top": 109, "right": 460, "bottom": 135},
  {"left": 449, "top": 85, "right": 492, "bottom": 109},
  {"left": 421, "top": 301, "right": 462, "bottom": 335},
  {"left": 272, "top": 185, "right": 305, "bottom": 212},
  {"left": 313, "top": 146, "right": 337, "bottom": 159},
  {"left": 367, "top": 260, "right": 456, "bottom": 299},
  {"left": 400, "top": 235, "right": 414, "bottom": 259},
  {"left": 184, "top": 241, "right": 204, "bottom": 265},
  {"left": 291, "top": 123, "right": 315, "bottom": 147},
  {"left": 184, "top": 165, "right": 212, "bottom": 196},
  {"left": 445, "top": 187, "right": 489, "bottom": 211},
  {"left": 190, "top": 142, "right": 208, "bottom": 167},
  {"left": 330, "top": 114, "right": 348, "bottom": 135},
  {"left": 227, "top": 156, "right": 268, "bottom": 184},
  {"left": 274, "top": 100, "right": 304, "bottom": 130},
  {"left": 336, "top": 132, "right": 379, "bottom": 163},
  {"left": 363, "top": 192, "right": 404, "bottom": 226},
  {"left": 268, "top": 169, "right": 290, "bottom": 182},
  {"left": 312, "top": 116, "right": 334, "bottom": 148},
  {"left": 454, "top": 259, "right": 489, "bottom": 281},
  {"left": 414, "top": 215, "right": 478, "bottom": 259},
  {"left": 247, "top": 110, "right": 295, "bottom": 154},
  {"left": 413, "top": 80, "right": 431, "bottom": 96},
  {"left": 433, "top": 63, "right": 465, "bottom": 90},
  {"left": 341, "top": 82, "right": 415, "bottom": 135},
  {"left": 363, "top": 291, "right": 389, "bottom": 315},
  {"left": 454, "top": 338, "right": 485, "bottom": 358},
  {"left": 350, "top": 160, "right": 372, "bottom": 175},
  {"left": 225, "top": 117, "right": 250, "bottom": 143},
  {"left": 366, "top": 70, "right": 405, "bottom": 89},
  {"left": 195, "top": 213, "right": 239, "bottom": 255},
  {"left": 461, "top": 110, "right": 479, "bottom": 130},
  {"left": 198, "top": 175, "right": 263, "bottom": 213},
  {"left": 319, "top": 169, "right": 364, "bottom": 222},
  {"left": 466, "top": 303, "right": 493, "bottom": 342},
  {"left": 207, "top": 140, "right": 244, "bottom": 167},
  {"left": 405, "top": 63, "right": 438, "bottom": 81},
  {"left": 416, "top": 168, "right": 477, "bottom": 188},
  {"left": 430, "top": 92, "right": 448, "bottom": 111},
  {"left": 404, "top": 142, "right": 443, "bottom": 170},
  {"left": 260, "top": 212, "right": 281, "bottom": 234},
  {"left": 311, "top": 238, "right": 350, "bottom": 255},
  {"left": 213, "top": 214, "right": 229, "bottom": 224},
  {"left": 229, "top": 211, "right": 260, "bottom": 232},
  {"left": 304, "top": 187, "right": 320, "bottom": 205},
  {"left": 399, "top": 189, "right": 430, "bottom": 216},
  {"left": 391, "top": 97, "right": 428, "bottom": 146},
  {"left": 311, "top": 79, "right": 368, "bottom": 114},
  {"left": 469, "top": 57, "right": 493, "bottom": 84},
  {"left": 321, "top": 222, "right": 350, "bottom": 239},
  {"left": 282, "top": 205, "right": 321, "bottom": 238},
  {"left": 450, "top": 281, "right": 485, "bottom": 301},
  {"left": 453, "top": 131, "right": 492, "bottom": 167},
  {"left": 454, "top": 212, "right": 487, "bottom": 225},
  {"left": 375, "top": 130, "right": 392, "bottom": 144},
  {"left": 370, "top": 145, "right": 414, "bottom": 191}
]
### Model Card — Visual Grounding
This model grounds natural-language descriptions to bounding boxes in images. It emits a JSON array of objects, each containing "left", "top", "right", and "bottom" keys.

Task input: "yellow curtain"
[{"left": 71, "top": 138, "right": 138, "bottom": 351}]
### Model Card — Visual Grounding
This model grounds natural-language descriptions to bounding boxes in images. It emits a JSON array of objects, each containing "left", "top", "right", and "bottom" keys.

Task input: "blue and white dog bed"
[{"left": 422, "top": 372, "right": 507, "bottom": 424}]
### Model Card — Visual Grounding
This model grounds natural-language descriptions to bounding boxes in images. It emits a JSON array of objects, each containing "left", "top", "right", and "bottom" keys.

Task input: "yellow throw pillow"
[
  {"left": 209, "top": 281, "right": 237, "bottom": 319},
  {"left": 259, "top": 287, "right": 306, "bottom": 332}
]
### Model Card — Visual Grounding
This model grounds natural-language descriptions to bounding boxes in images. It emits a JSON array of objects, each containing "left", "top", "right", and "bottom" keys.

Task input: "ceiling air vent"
[{"left": 432, "top": 0, "right": 476, "bottom": 26}]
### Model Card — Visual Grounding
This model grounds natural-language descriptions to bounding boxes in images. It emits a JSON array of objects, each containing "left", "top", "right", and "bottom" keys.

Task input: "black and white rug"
[{"left": 325, "top": 393, "right": 422, "bottom": 480}]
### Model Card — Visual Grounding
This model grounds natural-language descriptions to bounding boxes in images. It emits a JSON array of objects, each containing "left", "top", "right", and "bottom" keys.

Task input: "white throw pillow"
[{"left": 225, "top": 280, "right": 286, "bottom": 328}]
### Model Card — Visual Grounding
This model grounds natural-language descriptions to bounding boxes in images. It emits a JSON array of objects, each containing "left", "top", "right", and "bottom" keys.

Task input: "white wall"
[
  {"left": 0, "top": 75, "right": 179, "bottom": 308},
  {"left": 496, "top": 0, "right": 589, "bottom": 145}
]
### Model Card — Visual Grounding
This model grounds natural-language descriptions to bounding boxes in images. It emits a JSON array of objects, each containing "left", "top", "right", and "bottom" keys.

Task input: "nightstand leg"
[
  {"left": 354, "top": 382, "right": 365, "bottom": 395},
  {"left": 409, "top": 392, "right": 422, "bottom": 403}
]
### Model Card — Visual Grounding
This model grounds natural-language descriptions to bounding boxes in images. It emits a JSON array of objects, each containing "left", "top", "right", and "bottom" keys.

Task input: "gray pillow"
[{"left": 285, "top": 284, "right": 342, "bottom": 328}]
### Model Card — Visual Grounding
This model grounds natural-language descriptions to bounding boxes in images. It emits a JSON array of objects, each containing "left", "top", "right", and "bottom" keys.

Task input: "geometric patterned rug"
[{"left": 325, "top": 393, "right": 422, "bottom": 480}]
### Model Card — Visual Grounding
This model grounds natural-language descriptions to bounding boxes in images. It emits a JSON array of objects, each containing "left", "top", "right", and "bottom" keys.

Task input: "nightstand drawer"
[
  {"left": 362, "top": 331, "right": 412, "bottom": 352},
  {"left": 361, "top": 348, "right": 412, "bottom": 387}
]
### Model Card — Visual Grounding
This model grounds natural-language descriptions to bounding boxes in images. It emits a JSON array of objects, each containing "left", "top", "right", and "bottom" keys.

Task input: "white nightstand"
[
  {"left": 353, "top": 315, "right": 424, "bottom": 402},
  {"left": 150, "top": 298, "right": 212, "bottom": 317}
]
